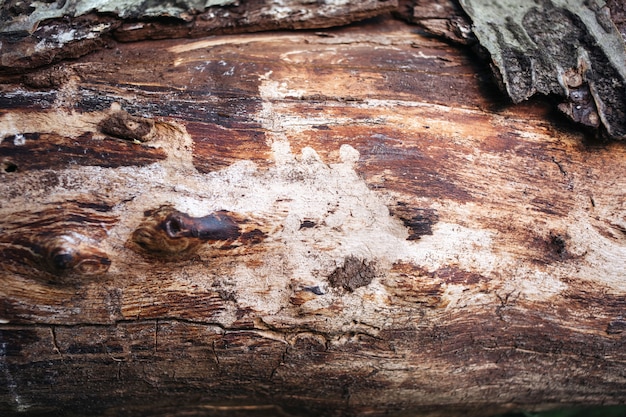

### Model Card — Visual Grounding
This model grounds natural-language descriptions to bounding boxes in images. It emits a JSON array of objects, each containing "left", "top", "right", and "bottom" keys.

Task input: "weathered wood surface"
[
  {"left": 1, "top": 14, "right": 626, "bottom": 417},
  {"left": 2, "top": 0, "right": 626, "bottom": 140},
  {"left": 0, "top": 0, "right": 397, "bottom": 71}
]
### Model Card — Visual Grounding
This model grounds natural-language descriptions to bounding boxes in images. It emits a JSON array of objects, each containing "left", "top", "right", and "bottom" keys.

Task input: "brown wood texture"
[
  {"left": 1, "top": 15, "right": 626, "bottom": 417},
  {"left": 0, "top": 0, "right": 397, "bottom": 72}
]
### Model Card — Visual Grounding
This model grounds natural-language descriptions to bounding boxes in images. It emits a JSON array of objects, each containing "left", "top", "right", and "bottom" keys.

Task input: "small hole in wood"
[
  {"left": 165, "top": 217, "right": 183, "bottom": 237},
  {"left": 51, "top": 252, "right": 73, "bottom": 270},
  {"left": 3, "top": 161, "right": 18, "bottom": 173}
]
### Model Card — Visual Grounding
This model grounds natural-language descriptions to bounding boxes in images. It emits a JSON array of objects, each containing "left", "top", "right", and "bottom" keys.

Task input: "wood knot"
[
  {"left": 0, "top": 203, "right": 117, "bottom": 282},
  {"left": 40, "top": 234, "right": 111, "bottom": 276},
  {"left": 606, "top": 317, "right": 626, "bottom": 335},
  {"left": 99, "top": 110, "right": 155, "bottom": 142},
  {"left": 131, "top": 205, "right": 243, "bottom": 259}
]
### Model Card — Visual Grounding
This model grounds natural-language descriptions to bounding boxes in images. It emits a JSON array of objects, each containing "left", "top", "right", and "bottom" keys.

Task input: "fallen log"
[{"left": 1, "top": 9, "right": 626, "bottom": 417}]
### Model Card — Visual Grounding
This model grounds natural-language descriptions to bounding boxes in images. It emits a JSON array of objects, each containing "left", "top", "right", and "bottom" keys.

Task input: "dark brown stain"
[
  {"left": 389, "top": 202, "right": 438, "bottom": 240},
  {"left": 328, "top": 256, "right": 376, "bottom": 292},
  {"left": 548, "top": 231, "right": 568, "bottom": 258},
  {"left": 0, "top": 329, "right": 41, "bottom": 356},
  {"left": 70, "top": 200, "right": 115, "bottom": 213},
  {"left": 0, "top": 131, "right": 166, "bottom": 172},
  {"left": 239, "top": 229, "right": 268, "bottom": 246},
  {"left": 99, "top": 110, "right": 155, "bottom": 142},
  {"left": 22, "top": 65, "right": 75, "bottom": 89},
  {"left": 529, "top": 230, "right": 576, "bottom": 264},
  {"left": 606, "top": 318, "right": 626, "bottom": 335}
]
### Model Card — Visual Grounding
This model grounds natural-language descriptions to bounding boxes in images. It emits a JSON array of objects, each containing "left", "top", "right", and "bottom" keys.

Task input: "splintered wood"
[{"left": 1, "top": 15, "right": 626, "bottom": 417}]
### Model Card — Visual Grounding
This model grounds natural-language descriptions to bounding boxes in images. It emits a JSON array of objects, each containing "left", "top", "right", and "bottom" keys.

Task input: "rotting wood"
[
  {"left": 396, "top": 0, "right": 475, "bottom": 45},
  {"left": 2, "top": 0, "right": 626, "bottom": 140},
  {"left": 0, "top": 0, "right": 398, "bottom": 72},
  {"left": 1, "top": 11, "right": 626, "bottom": 417}
]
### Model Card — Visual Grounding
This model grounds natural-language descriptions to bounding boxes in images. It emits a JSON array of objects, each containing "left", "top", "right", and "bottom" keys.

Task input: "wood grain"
[
  {"left": 1, "top": 16, "right": 625, "bottom": 417},
  {"left": 0, "top": 0, "right": 397, "bottom": 72}
]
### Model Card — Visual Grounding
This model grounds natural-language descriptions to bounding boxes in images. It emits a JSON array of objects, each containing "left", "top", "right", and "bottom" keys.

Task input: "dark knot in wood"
[
  {"left": 131, "top": 206, "right": 242, "bottom": 259},
  {"left": 0, "top": 203, "right": 117, "bottom": 282},
  {"left": 40, "top": 234, "right": 111, "bottom": 276}
]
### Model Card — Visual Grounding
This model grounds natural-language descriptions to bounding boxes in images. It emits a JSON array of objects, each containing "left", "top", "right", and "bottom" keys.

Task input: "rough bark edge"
[
  {"left": 0, "top": 0, "right": 397, "bottom": 73},
  {"left": 457, "top": 0, "right": 626, "bottom": 140}
]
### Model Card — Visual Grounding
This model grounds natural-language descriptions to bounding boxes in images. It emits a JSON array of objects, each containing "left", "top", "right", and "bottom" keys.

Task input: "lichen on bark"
[
  {"left": 458, "top": 0, "right": 626, "bottom": 139},
  {"left": 0, "top": 0, "right": 237, "bottom": 33}
]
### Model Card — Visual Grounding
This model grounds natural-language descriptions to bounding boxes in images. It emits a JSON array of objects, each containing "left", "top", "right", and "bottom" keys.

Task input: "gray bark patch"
[{"left": 459, "top": 0, "right": 626, "bottom": 139}]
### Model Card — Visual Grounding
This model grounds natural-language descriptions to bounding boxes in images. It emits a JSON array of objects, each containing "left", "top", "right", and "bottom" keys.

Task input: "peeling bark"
[
  {"left": 457, "top": 0, "right": 626, "bottom": 140},
  {"left": 0, "top": 0, "right": 397, "bottom": 72},
  {"left": 1, "top": 12, "right": 626, "bottom": 417}
]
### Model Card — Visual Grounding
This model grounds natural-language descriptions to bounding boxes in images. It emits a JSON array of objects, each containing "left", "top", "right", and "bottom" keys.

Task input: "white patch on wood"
[
  {"left": 0, "top": 113, "right": 19, "bottom": 140},
  {"left": 0, "top": 101, "right": 509, "bottom": 329},
  {"left": 13, "top": 134, "right": 26, "bottom": 146},
  {"left": 0, "top": 341, "right": 30, "bottom": 412},
  {"left": 168, "top": 34, "right": 304, "bottom": 54}
]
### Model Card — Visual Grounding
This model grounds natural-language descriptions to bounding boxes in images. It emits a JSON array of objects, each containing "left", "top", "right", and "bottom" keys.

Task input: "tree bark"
[
  {"left": 0, "top": 0, "right": 398, "bottom": 71},
  {"left": 458, "top": 0, "right": 626, "bottom": 140},
  {"left": 1, "top": 9, "right": 626, "bottom": 417}
]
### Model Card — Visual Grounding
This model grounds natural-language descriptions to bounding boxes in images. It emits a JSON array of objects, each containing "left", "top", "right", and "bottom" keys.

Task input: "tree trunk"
[{"left": 1, "top": 7, "right": 626, "bottom": 417}]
